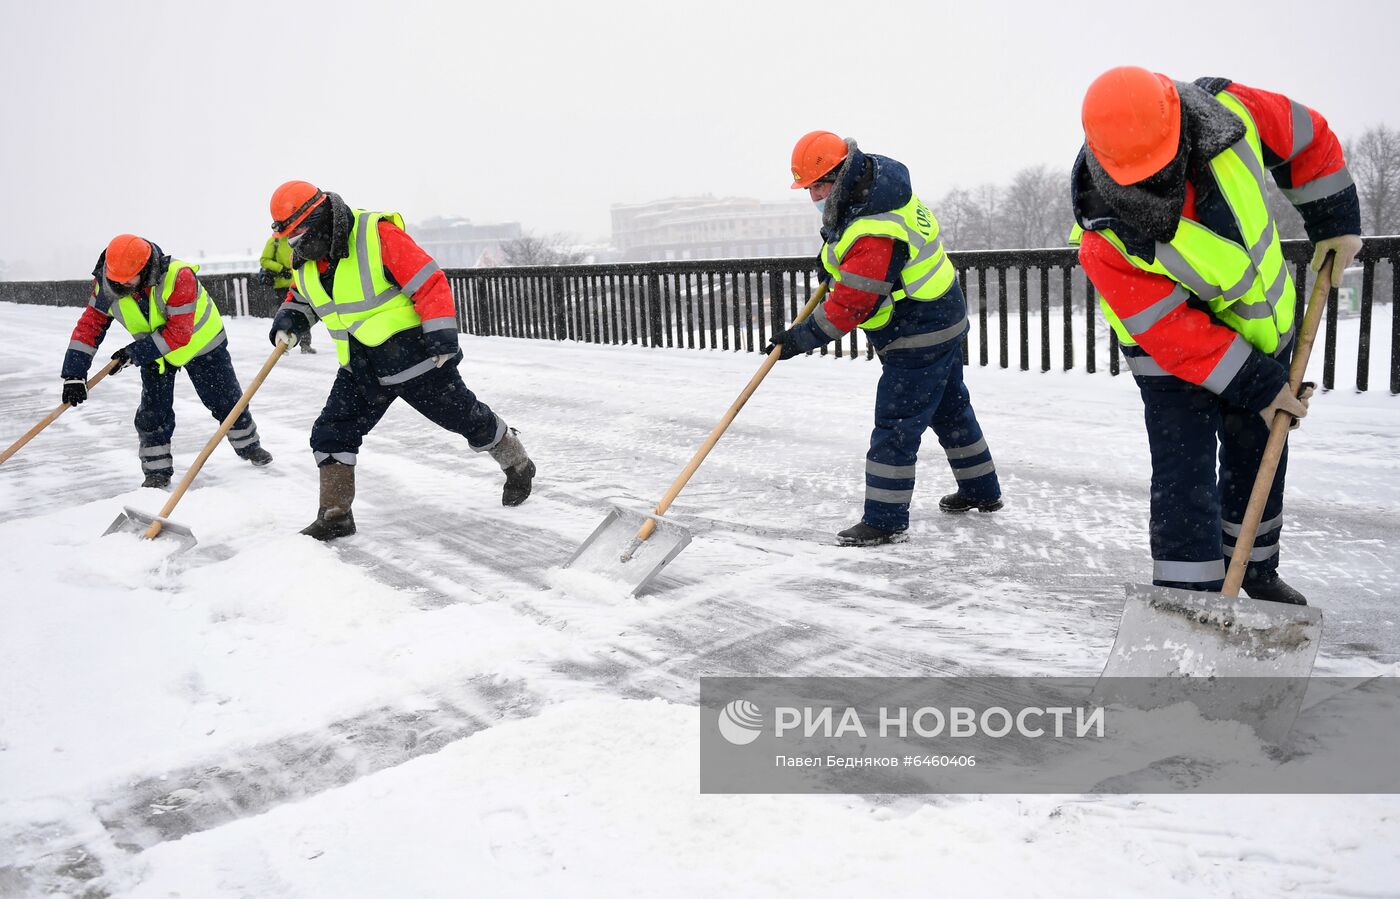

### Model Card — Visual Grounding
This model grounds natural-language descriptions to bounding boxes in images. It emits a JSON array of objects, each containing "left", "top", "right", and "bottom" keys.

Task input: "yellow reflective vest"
[
  {"left": 820, "top": 193, "right": 957, "bottom": 330},
  {"left": 290, "top": 210, "right": 424, "bottom": 367},
  {"left": 260, "top": 236, "right": 295, "bottom": 289},
  {"left": 108, "top": 259, "right": 225, "bottom": 371}
]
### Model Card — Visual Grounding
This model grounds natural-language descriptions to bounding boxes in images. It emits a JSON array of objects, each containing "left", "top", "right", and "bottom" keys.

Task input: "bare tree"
[
  {"left": 1347, "top": 125, "right": 1400, "bottom": 236},
  {"left": 499, "top": 232, "right": 586, "bottom": 266},
  {"left": 999, "top": 165, "right": 1072, "bottom": 249},
  {"left": 934, "top": 187, "right": 973, "bottom": 250},
  {"left": 957, "top": 182, "right": 1003, "bottom": 250}
]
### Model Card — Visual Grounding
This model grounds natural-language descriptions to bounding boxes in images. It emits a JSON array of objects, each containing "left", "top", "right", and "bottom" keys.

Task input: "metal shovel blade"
[
  {"left": 564, "top": 505, "right": 692, "bottom": 595},
  {"left": 102, "top": 506, "right": 199, "bottom": 553},
  {"left": 1094, "top": 582, "right": 1323, "bottom": 743}
]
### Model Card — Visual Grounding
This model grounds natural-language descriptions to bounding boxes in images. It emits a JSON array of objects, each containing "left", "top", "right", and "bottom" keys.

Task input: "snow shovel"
[
  {"left": 565, "top": 282, "right": 830, "bottom": 594},
  {"left": 0, "top": 358, "right": 124, "bottom": 465},
  {"left": 1095, "top": 255, "right": 1336, "bottom": 740},
  {"left": 103, "top": 340, "right": 290, "bottom": 551}
]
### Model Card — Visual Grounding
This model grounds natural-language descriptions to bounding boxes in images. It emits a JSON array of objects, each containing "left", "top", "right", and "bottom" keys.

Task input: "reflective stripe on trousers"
[
  {"left": 132, "top": 343, "right": 259, "bottom": 477},
  {"left": 1135, "top": 361, "right": 1289, "bottom": 591},
  {"left": 862, "top": 345, "right": 999, "bottom": 531},
  {"left": 311, "top": 345, "right": 504, "bottom": 462}
]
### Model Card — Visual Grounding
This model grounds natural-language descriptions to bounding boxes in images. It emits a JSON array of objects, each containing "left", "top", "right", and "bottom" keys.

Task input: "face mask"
[
  {"left": 289, "top": 210, "right": 332, "bottom": 260},
  {"left": 813, "top": 197, "right": 828, "bottom": 215}
]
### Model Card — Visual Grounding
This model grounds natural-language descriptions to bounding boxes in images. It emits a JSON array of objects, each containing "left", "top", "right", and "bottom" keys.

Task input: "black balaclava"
[
  {"left": 290, "top": 192, "right": 353, "bottom": 267},
  {"left": 289, "top": 202, "right": 334, "bottom": 263}
]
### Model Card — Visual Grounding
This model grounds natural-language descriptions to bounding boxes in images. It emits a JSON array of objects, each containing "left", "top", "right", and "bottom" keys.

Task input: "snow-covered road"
[{"left": 1, "top": 302, "right": 1397, "bottom": 897}]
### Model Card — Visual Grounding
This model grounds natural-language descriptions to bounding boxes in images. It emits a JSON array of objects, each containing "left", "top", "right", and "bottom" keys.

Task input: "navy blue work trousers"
[
  {"left": 863, "top": 344, "right": 1000, "bottom": 531},
  {"left": 309, "top": 347, "right": 503, "bottom": 466},
  {"left": 1134, "top": 369, "right": 1288, "bottom": 591},
  {"left": 135, "top": 343, "right": 261, "bottom": 478}
]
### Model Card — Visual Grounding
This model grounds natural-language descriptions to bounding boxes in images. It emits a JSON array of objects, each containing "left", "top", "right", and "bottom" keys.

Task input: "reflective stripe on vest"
[
  {"left": 1094, "top": 89, "right": 1295, "bottom": 354},
  {"left": 291, "top": 210, "right": 423, "bottom": 367},
  {"left": 109, "top": 260, "right": 225, "bottom": 370},
  {"left": 820, "top": 193, "right": 957, "bottom": 331}
]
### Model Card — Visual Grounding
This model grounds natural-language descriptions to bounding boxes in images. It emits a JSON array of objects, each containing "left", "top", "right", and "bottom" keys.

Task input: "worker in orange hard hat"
[
  {"left": 265, "top": 180, "right": 535, "bottom": 540},
  {"left": 60, "top": 234, "right": 272, "bottom": 487},
  {"left": 1071, "top": 66, "right": 1363, "bottom": 605},
  {"left": 767, "top": 130, "right": 1002, "bottom": 546},
  {"left": 258, "top": 233, "right": 314, "bottom": 353},
  {"left": 789, "top": 130, "right": 850, "bottom": 190}
]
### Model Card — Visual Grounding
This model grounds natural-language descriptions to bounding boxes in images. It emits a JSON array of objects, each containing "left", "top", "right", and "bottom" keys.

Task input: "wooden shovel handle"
[
  {"left": 1222, "top": 256, "right": 1332, "bottom": 597},
  {"left": 0, "top": 358, "right": 123, "bottom": 465},
  {"left": 144, "top": 342, "right": 289, "bottom": 539},
  {"left": 633, "top": 282, "right": 830, "bottom": 543}
]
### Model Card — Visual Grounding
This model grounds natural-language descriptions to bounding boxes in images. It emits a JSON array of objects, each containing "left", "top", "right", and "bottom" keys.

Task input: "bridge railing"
[
  {"left": 438, "top": 236, "right": 1399, "bottom": 394},
  {"left": 2, "top": 236, "right": 1396, "bottom": 393}
]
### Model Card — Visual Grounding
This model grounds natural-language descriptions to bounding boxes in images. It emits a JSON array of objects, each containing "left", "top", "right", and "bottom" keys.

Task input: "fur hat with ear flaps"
[{"left": 822, "top": 138, "right": 869, "bottom": 235}]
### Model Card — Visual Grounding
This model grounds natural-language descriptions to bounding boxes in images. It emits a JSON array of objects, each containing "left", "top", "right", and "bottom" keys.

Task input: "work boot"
[
  {"left": 301, "top": 462, "right": 356, "bottom": 541},
  {"left": 142, "top": 472, "right": 171, "bottom": 489},
  {"left": 939, "top": 492, "right": 1004, "bottom": 513},
  {"left": 300, "top": 344, "right": 317, "bottom": 355},
  {"left": 837, "top": 522, "right": 908, "bottom": 547},
  {"left": 1241, "top": 571, "right": 1308, "bottom": 606},
  {"left": 488, "top": 428, "right": 535, "bottom": 507},
  {"left": 243, "top": 446, "right": 274, "bottom": 467}
]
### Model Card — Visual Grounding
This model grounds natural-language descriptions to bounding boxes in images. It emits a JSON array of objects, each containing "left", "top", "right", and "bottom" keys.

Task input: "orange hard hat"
[
  {"left": 790, "top": 130, "right": 848, "bottom": 189},
  {"left": 104, "top": 234, "right": 151, "bottom": 284},
  {"left": 270, "top": 180, "right": 328, "bottom": 237},
  {"left": 1081, "top": 66, "right": 1182, "bottom": 185}
]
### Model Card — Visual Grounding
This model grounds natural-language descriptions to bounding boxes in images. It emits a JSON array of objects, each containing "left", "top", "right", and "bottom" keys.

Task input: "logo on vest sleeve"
[{"left": 915, "top": 204, "right": 933, "bottom": 233}]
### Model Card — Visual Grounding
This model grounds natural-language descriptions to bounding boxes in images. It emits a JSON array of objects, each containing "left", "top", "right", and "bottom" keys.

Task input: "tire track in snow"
[{"left": 0, "top": 677, "right": 543, "bottom": 896}]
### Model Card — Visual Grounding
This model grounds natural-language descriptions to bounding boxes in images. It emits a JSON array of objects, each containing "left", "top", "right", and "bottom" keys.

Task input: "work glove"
[
  {"left": 110, "top": 345, "right": 133, "bottom": 374},
  {"left": 62, "top": 378, "right": 87, "bottom": 406},
  {"left": 1260, "top": 381, "right": 1314, "bottom": 430},
  {"left": 269, "top": 307, "right": 307, "bottom": 346},
  {"left": 763, "top": 327, "right": 805, "bottom": 361},
  {"left": 274, "top": 330, "right": 300, "bottom": 348},
  {"left": 1310, "top": 235, "right": 1362, "bottom": 287},
  {"left": 256, "top": 269, "right": 277, "bottom": 287}
]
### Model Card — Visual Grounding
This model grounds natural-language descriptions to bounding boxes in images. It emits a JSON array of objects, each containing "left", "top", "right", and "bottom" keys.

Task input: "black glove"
[
  {"left": 62, "top": 378, "right": 88, "bottom": 406},
  {"left": 257, "top": 269, "right": 277, "bottom": 287},
  {"left": 763, "top": 327, "right": 804, "bottom": 361},
  {"left": 269, "top": 307, "right": 307, "bottom": 347},
  {"left": 110, "top": 345, "right": 132, "bottom": 374}
]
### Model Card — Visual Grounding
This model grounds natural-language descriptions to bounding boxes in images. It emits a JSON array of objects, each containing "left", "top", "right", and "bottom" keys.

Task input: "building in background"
[
  {"left": 411, "top": 217, "right": 523, "bottom": 268},
  {"left": 611, "top": 197, "right": 820, "bottom": 262},
  {"left": 186, "top": 217, "right": 523, "bottom": 276},
  {"left": 186, "top": 251, "right": 259, "bottom": 274}
]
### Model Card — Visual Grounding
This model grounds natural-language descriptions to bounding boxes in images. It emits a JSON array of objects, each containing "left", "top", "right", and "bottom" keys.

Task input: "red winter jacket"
[{"left": 816, "top": 236, "right": 896, "bottom": 333}]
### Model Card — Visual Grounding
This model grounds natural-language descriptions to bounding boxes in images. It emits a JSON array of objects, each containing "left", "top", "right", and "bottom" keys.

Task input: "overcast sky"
[{"left": 2, "top": 0, "right": 1396, "bottom": 278}]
